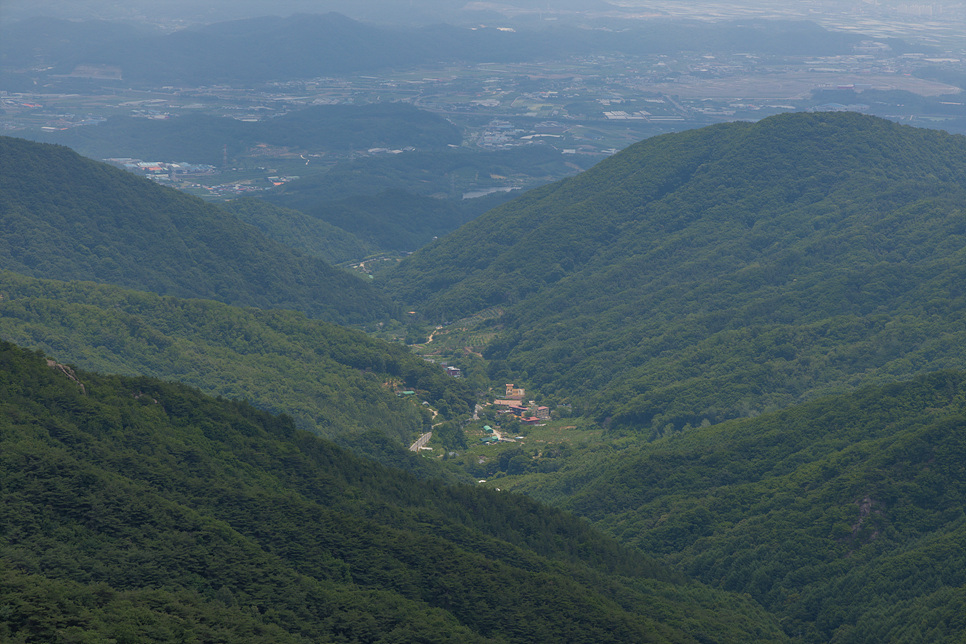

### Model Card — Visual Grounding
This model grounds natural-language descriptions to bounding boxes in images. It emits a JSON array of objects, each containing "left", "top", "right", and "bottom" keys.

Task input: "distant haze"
[
  {"left": 5, "top": 0, "right": 964, "bottom": 28},
  {"left": 3, "top": 0, "right": 609, "bottom": 27}
]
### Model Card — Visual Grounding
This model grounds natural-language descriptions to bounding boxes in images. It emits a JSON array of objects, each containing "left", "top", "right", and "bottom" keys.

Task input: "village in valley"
[
  {"left": 399, "top": 320, "right": 596, "bottom": 481},
  {"left": 480, "top": 383, "right": 552, "bottom": 444}
]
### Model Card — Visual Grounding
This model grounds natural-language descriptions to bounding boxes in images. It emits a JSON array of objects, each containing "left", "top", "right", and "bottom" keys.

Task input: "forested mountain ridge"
[
  {"left": 383, "top": 112, "right": 966, "bottom": 432},
  {"left": 504, "top": 372, "right": 966, "bottom": 643},
  {"left": 0, "top": 340, "right": 788, "bottom": 642},
  {"left": 0, "top": 270, "right": 473, "bottom": 457},
  {"left": 0, "top": 136, "right": 393, "bottom": 323}
]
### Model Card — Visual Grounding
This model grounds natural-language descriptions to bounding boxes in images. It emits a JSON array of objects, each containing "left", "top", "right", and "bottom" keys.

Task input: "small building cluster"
[
  {"left": 493, "top": 384, "right": 524, "bottom": 406},
  {"left": 106, "top": 157, "right": 216, "bottom": 177},
  {"left": 494, "top": 384, "right": 549, "bottom": 425},
  {"left": 480, "top": 425, "right": 500, "bottom": 444},
  {"left": 508, "top": 404, "right": 550, "bottom": 425}
]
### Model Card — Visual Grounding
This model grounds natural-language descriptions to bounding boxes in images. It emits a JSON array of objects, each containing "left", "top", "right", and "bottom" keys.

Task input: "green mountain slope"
[
  {"left": 0, "top": 340, "right": 788, "bottom": 643},
  {"left": 384, "top": 112, "right": 966, "bottom": 432},
  {"left": 505, "top": 372, "right": 966, "bottom": 643},
  {"left": 0, "top": 136, "right": 392, "bottom": 323},
  {"left": 219, "top": 197, "right": 375, "bottom": 265},
  {"left": 0, "top": 270, "right": 472, "bottom": 453},
  {"left": 269, "top": 189, "right": 480, "bottom": 254}
]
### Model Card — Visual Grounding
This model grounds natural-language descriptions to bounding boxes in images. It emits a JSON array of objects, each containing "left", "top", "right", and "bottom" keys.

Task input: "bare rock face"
[{"left": 46, "top": 358, "right": 86, "bottom": 395}]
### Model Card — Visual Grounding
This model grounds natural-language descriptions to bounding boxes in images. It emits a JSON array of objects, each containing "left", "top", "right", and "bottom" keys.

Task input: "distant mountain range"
[
  {"left": 0, "top": 0, "right": 619, "bottom": 27},
  {"left": 2, "top": 13, "right": 873, "bottom": 86},
  {"left": 384, "top": 111, "right": 966, "bottom": 432}
]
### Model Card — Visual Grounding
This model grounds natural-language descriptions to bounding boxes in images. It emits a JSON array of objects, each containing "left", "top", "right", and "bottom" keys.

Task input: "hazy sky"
[
  {"left": 4, "top": 0, "right": 963, "bottom": 25},
  {"left": 2, "top": 0, "right": 965, "bottom": 47}
]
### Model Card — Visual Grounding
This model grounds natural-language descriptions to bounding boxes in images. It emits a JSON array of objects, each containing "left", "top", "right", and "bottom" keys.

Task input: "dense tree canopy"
[
  {"left": 0, "top": 340, "right": 787, "bottom": 643},
  {"left": 507, "top": 372, "right": 966, "bottom": 643},
  {"left": 219, "top": 197, "right": 375, "bottom": 265}
]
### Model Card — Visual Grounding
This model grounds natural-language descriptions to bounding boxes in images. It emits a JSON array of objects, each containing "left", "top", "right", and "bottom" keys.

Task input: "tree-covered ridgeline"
[
  {"left": 0, "top": 135, "right": 393, "bottom": 324},
  {"left": 218, "top": 197, "right": 376, "bottom": 265},
  {"left": 503, "top": 372, "right": 966, "bottom": 643},
  {"left": 382, "top": 112, "right": 966, "bottom": 432},
  {"left": 0, "top": 340, "right": 788, "bottom": 643},
  {"left": 0, "top": 270, "right": 473, "bottom": 456}
]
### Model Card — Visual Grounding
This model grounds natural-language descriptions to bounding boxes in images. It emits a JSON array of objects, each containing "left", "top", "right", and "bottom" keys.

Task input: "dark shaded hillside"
[
  {"left": 0, "top": 341, "right": 788, "bottom": 643},
  {"left": 219, "top": 198, "right": 375, "bottom": 264},
  {"left": 267, "top": 145, "right": 592, "bottom": 203},
  {"left": 384, "top": 112, "right": 966, "bottom": 431},
  {"left": 30, "top": 103, "right": 462, "bottom": 166},
  {"left": 0, "top": 136, "right": 392, "bottom": 323},
  {"left": 509, "top": 372, "right": 966, "bottom": 643},
  {"left": 261, "top": 145, "right": 592, "bottom": 253},
  {"left": 267, "top": 189, "right": 479, "bottom": 254}
]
